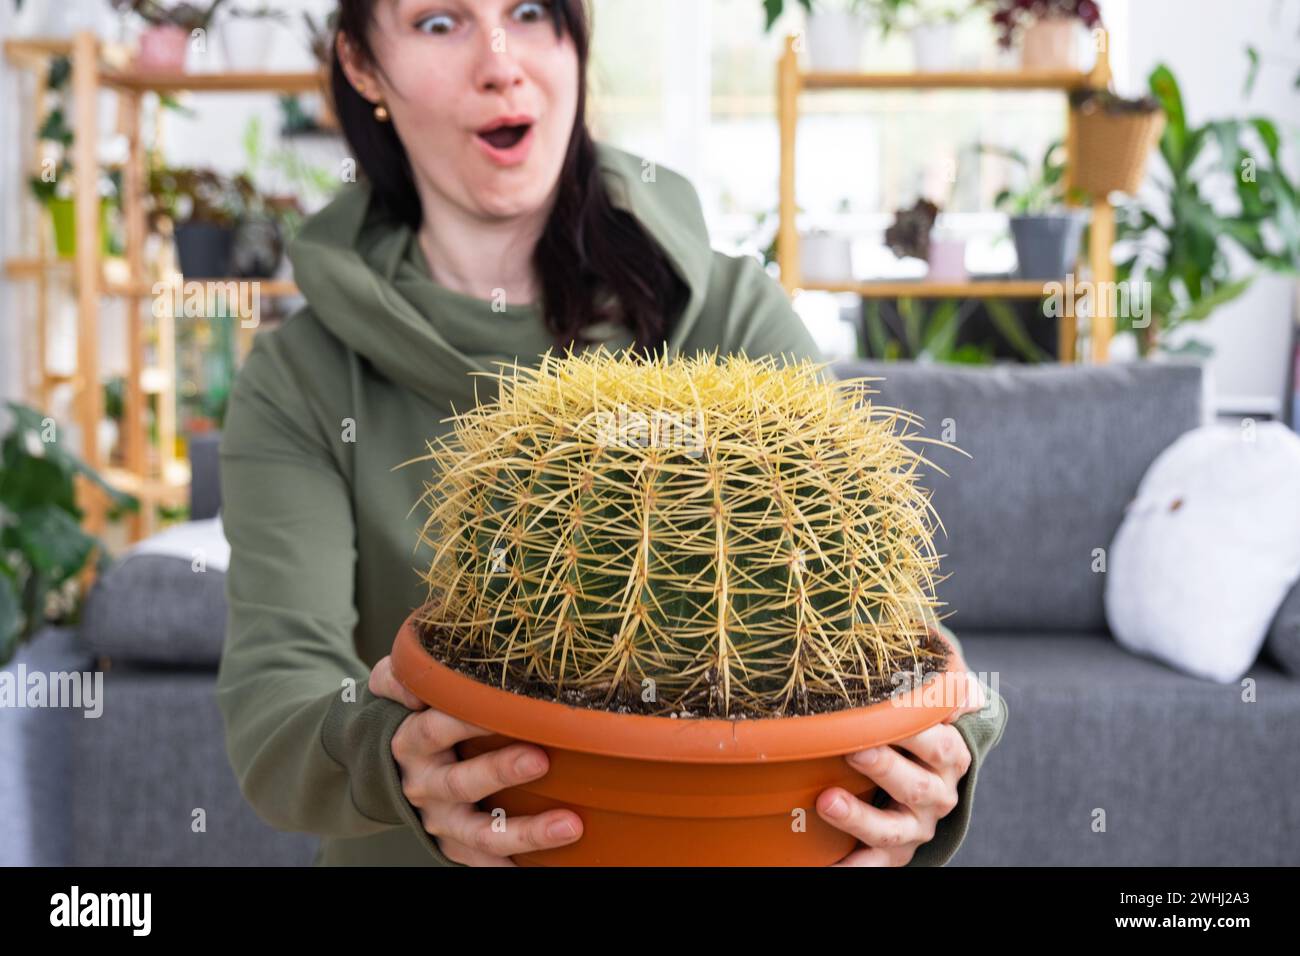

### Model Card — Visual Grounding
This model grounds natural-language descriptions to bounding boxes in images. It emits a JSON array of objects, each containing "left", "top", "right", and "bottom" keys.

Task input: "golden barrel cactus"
[{"left": 405, "top": 346, "right": 957, "bottom": 718}]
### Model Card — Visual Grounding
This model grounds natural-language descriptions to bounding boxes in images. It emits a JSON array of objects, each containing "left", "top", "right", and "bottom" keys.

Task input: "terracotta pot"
[
  {"left": 390, "top": 607, "right": 972, "bottom": 866},
  {"left": 1020, "top": 17, "right": 1078, "bottom": 71},
  {"left": 135, "top": 24, "right": 190, "bottom": 73}
]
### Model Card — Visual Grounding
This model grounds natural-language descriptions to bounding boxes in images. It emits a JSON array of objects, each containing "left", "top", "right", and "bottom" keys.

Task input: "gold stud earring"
[{"left": 373, "top": 101, "right": 390, "bottom": 122}]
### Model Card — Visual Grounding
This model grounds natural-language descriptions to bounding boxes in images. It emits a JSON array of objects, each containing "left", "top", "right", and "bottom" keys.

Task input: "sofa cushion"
[
  {"left": 82, "top": 554, "right": 227, "bottom": 666},
  {"left": 950, "top": 629, "right": 1300, "bottom": 865},
  {"left": 71, "top": 666, "right": 317, "bottom": 865},
  {"left": 830, "top": 359, "right": 1206, "bottom": 632}
]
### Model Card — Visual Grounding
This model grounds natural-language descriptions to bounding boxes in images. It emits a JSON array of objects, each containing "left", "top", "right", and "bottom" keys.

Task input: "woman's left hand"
[{"left": 817, "top": 666, "right": 987, "bottom": 867}]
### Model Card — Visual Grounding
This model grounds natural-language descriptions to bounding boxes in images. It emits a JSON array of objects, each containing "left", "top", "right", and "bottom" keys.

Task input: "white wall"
[{"left": 1108, "top": 0, "right": 1299, "bottom": 416}]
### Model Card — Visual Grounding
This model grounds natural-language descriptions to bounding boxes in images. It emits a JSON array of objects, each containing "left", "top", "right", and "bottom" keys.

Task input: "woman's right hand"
[{"left": 368, "top": 655, "right": 584, "bottom": 866}]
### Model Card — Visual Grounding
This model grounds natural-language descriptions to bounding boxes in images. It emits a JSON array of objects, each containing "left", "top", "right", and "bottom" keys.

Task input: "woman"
[{"left": 215, "top": 0, "right": 1007, "bottom": 867}]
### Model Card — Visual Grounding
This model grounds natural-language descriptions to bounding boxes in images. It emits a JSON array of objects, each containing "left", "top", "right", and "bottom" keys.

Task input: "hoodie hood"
[{"left": 287, "top": 142, "right": 715, "bottom": 416}]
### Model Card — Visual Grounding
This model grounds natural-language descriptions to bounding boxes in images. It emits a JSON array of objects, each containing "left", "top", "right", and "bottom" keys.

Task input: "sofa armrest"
[{"left": 81, "top": 553, "right": 227, "bottom": 667}]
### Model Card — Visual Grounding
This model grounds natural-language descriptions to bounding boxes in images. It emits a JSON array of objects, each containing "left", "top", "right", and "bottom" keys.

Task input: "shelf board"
[
  {"left": 98, "top": 68, "right": 322, "bottom": 94},
  {"left": 801, "top": 70, "right": 1093, "bottom": 91},
  {"left": 6, "top": 256, "right": 73, "bottom": 278},
  {"left": 102, "top": 464, "right": 190, "bottom": 505},
  {"left": 5, "top": 38, "right": 320, "bottom": 92},
  {"left": 800, "top": 279, "right": 1060, "bottom": 299},
  {"left": 6, "top": 260, "right": 299, "bottom": 298},
  {"left": 3, "top": 37, "right": 73, "bottom": 69},
  {"left": 103, "top": 278, "right": 301, "bottom": 298}
]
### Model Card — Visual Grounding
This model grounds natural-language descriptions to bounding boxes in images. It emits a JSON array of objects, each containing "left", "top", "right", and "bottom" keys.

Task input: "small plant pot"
[
  {"left": 1009, "top": 212, "right": 1087, "bottom": 280},
  {"left": 911, "top": 22, "right": 956, "bottom": 73},
  {"left": 390, "top": 607, "right": 972, "bottom": 866},
  {"left": 174, "top": 221, "right": 236, "bottom": 278},
  {"left": 219, "top": 15, "right": 277, "bottom": 71},
  {"left": 805, "top": 11, "right": 867, "bottom": 72},
  {"left": 799, "top": 232, "right": 853, "bottom": 284},
  {"left": 1020, "top": 16, "right": 1078, "bottom": 70},
  {"left": 927, "top": 236, "right": 968, "bottom": 281},
  {"left": 135, "top": 24, "right": 190, "bottom": 72},
  {"left": 45, "top": 197, "right": 110, "bottom": 260},
  {"left": 1072, "top": 104, "right": 1166, "bottom": 197}
]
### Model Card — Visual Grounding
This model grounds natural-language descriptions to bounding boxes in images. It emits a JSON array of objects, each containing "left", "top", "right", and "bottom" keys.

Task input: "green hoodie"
[{"left": 216, "top": 141, "right": 1008, "bottom": 867}]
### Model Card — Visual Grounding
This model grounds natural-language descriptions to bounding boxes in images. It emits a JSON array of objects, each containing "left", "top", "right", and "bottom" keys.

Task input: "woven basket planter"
[{"left": 1072, "top": 100, "right": 1165, "bottom": 197}]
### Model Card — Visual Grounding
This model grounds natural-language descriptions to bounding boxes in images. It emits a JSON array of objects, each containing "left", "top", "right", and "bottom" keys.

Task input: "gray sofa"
[{"left": 60, "top": 358, "right": 1300, "bottom": 865}]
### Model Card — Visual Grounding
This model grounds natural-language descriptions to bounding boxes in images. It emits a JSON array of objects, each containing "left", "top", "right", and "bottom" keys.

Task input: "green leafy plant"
[
  {"left": 225, "top": 3, "right": 286, "bottom": 21},
  {"left": 1115, "top": 64, "right": 1299, "bottom": 356},
  {"left": 976, "top": 139, "right": 1086, "bottom": 215},
  {"left": 762, "top": 0, "right": 885, "bottom": 32},
  {"left": 762, "top": 0, "right": 961, "bottom": 34},
  {"left": 874, "top": 0, "right": 972, "bottom": 34},
  {"left": 302, "top": 9, "right": 339, "bottom": 66},
  {"left": 110, "top": 0, "right": 228, "bottom": 30},
  {"left": 861, "top": 297, "right": 1050, "bottom": 364},
  {"left": 0, "top": 403, "right": 138, "bottom": 666},
  {"left": 147, "top": 165, "right": 252, "bottom": 230},
  {"left": 408, "top": 347, "right": 957, "bottom": 717},
  {"left": 27, "top": 56, "right": 74, "bottom": 205},
  {"left": 240, "top": 115, "right": 338, "bottom": 239}
]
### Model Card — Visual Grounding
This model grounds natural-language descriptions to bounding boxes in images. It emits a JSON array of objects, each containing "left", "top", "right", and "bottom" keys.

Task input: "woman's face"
[{"left": 341, "top": 0, "right": 579, "bottom": 221}]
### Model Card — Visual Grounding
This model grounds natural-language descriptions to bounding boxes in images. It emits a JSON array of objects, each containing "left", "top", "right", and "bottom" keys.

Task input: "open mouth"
[{"left": 477, "top": 124, "right": 531, "bottom": 150}]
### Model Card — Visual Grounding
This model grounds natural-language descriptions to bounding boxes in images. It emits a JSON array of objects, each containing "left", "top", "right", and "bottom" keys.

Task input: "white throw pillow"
[
  {"left": 1104, "top": 421, "right": 1300, "bottom": 682},
  {"left": 126, "top": 514, "right": 230, "bottom": 572}
]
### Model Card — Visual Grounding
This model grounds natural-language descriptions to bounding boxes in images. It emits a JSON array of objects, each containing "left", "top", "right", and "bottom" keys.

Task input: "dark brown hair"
[{"left": 329, "top": 0, "right": 689, "bottom": 353}]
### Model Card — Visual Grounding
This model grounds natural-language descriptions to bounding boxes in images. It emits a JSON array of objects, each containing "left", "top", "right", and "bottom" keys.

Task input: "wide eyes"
[{"left": 415, "top": 2, "right": 550, "bottom": 35}]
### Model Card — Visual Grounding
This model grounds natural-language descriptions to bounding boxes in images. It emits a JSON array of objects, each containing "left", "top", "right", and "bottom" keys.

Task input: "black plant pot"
[
  {"left": 174, "top": 221, "right": 236, "bottom": 279},
  {"left": 1009, "top": 213, "right": 1087, "bottom": 280}
]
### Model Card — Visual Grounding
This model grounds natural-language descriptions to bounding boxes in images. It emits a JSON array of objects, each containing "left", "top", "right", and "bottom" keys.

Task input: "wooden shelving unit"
[
  {"left": 776, "top": 32, "right": 1116, "bottom": 364},
  {"left": 4, "top": 32, "right": 315, "bottom": 543}
]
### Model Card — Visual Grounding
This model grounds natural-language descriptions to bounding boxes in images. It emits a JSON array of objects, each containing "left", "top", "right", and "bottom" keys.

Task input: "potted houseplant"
[
  {"left": 29, "top": 167, "right": 113, "bottom": 261},
  {"left": 390, "top": 348, "right": 974, "bottom": 866},
  {"left": 884, "top": 197, "right": 965, "bottom": 279},
  {"left": 0, "top": 402, "right": 137, "bottom": 667},
  {"left": 762, "top": 0, "right": 875, "bottom": 72},
  {"left": 217, "top": 4, "right": 286, "bottom": 71},
  {"left": 26, "top": 56, "right": 113, "bottom": 259},
  {"left": 799, "top": 228, "right": 854, "bottom": 282},
  {"left": 874, "top": 0, "right": 972, "bottom": 72},
  {"left": 979, "top": 139, "right": 1088, "bottom": 280},
  {"left": 149, "top": 165, "right": 247, "bottom": 278},
  {"left": 1069, "top": 86, "right": 1164, "bottom": 199},
  {"left": 983, "top": 0, "right": 1102, "bottom": 71},
  {"left": 111, "top": 0, "right": 228, "bottom": 72},
  {"left": 1115, "top": 64, "right": 1298, "bottom": 357}
]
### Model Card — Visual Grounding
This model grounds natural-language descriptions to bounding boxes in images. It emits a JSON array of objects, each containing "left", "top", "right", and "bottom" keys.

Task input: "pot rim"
[
  {"left": 390, "top": 607, "right": 972, "bottom": 764},
  {"left": 1007, "top": 210, "right": 1090, "bottom": 223}
]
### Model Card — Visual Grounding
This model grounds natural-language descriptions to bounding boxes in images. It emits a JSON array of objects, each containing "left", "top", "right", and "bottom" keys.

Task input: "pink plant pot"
[
  {"left": 927, "top": 237, "right": 968, "bottom": 281},
  {"left": 1020, "top": 17, "right": 1079, "bottom": 71},
  {"left": 135, "top": 24, "right": 190, "bottom": 73}
]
